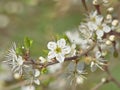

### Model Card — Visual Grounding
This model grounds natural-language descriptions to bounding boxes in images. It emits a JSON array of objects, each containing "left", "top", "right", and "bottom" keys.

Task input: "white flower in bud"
[
  {"left": 105, "top": 40, "right": 112, "bottom": 45},
  {"left": 93, "top": 0, "right": 99, "bottom": 5},
  {"left": 112, "top": 20, "right": 119, "bottom": 26},
  {"left": 106, "top": 14, "right": 112, "bottom": 22},
  {"left": 101, "top": 51, "right": 107, "bottom": 56},
  {"left": 76, "top": 76, "right": 84, "bottom": 84},
  {"left": 39, "top": 56, "right": 46, "bottom": 63},
  {"left": 103, "top": 0, "right": 109, "bottom": 4},
  {"left": 14, "top": 73, "right": 21, "bottom": 79},
  {"left": 109, "top": 35, "right": 115, "bottom": 41},
  {"left": 107, "top": 7, "right": 114, "bottom": 13},
  {"left": 101, "top": 78, "right": 106, "bottom": 83}
]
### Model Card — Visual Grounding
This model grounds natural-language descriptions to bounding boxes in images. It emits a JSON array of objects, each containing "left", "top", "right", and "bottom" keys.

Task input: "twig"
[
  {"left": 24, "top": 42, "right": 96, "bottom": 69},
  {"left": 91, "top": 66, "right": 120, "bottom": 90},
  {"left": 91, "top": 78, "right": 108, "bottom": 90},
  {"left": 81, "top": 0, "right": 88, "bottom": 11},
  {"left": 3, "top": 80, "right": 27, "bottom": 90},
  {"left": 3, "top": 70, "right": 63, "bottom": 90},
  {"left": 104, "top": 66, "right": 120, "bottom": 88}
]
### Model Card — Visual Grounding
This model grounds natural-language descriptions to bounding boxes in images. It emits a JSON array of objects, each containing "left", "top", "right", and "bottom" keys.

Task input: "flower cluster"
[{"left": 3, "top": 0, "right": 120, "bottom": 89}]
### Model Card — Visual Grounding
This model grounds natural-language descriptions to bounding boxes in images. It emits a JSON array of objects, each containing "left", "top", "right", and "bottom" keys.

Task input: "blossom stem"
[{"left": 91, "top": 66, "right": 120, "bottom": 90}]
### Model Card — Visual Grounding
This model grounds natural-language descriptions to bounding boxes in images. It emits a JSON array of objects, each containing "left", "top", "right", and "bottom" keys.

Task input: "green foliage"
[
  {"left": 24, "top": 37, "right": 33, "bottom": 49},
  {"left": 16, "top": 45, "right": 25, "bottom": 55},
  {"left": 41, "top": 68, "right": 48, "bottom": 74}
]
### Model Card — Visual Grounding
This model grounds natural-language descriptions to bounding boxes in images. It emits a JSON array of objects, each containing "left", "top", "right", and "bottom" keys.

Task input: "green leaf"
[
  {"left": 16, "top": 45, "right": 24, "bottom": 55},
  {"left": 24, "top": 37, "right": 33, "bottom": 49},
  {"left": 41, "top": 68, "right": 48, "bottom": 74}
]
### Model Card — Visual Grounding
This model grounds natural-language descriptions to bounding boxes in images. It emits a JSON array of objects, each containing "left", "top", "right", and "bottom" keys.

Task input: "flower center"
[
  {"left": 97, "top": 25, "right": 103, "bottom": 30},
  {"left": 55, "top": 47, "right": 61, "bottom": 53},
  {"left": 91, "top": 17, "right": 96, "bottom": 22}
]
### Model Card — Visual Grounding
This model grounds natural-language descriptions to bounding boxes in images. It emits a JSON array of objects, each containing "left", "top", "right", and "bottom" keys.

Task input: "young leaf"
[{"left": 24, "top": 37, "right": 33, "bottom": 49}]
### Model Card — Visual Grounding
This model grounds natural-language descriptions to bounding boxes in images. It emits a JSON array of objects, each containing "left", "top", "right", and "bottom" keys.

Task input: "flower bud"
[
  {"left": 76, "top": 77, "right": 84, "bottom": 84},
  {"left": 107, "top": 7, "right": 114, "bottom": 13},
  {"left": 106, "top": 14, "right": 112, "bottom": 23},
  {"left": 105, "top": 40, "right": 112, "bottom": 45},
  {"left": 93, "top": 0, "right": 99, "bottom": 5},
  {"left": 101, "top": 78, "right": 106, "bottom": 83},
  {"left": 106, "top": 14, "right": 112, "bottom": 20},
  {"left": 112, "top": 19, "right": 119, "bottom": 26},
  {"left": 101, "top": 51, "right": 107, "bottom": 56},
  {"left": 103, "top": 0, "right": 109, "bottom": 4},
  {"left": 109, "top": 35, "right": 115, "bottom": 41},
  {"left": 14, "top": 73, "right": 21, "bottom": 79}
]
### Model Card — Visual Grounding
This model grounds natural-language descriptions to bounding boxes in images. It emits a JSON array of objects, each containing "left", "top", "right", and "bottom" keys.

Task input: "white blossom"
[
  {"left": 33, "top": 69, "right": 40, "bottom": 85},
  {"left": 90, "top": 51, "right": 107, "bottom": 72},
  {"left": 4, "top": 43, "right": 24, "bottom": 75},
  {"left": 47, "top": 38, "right": 71, "bottom": 63}
]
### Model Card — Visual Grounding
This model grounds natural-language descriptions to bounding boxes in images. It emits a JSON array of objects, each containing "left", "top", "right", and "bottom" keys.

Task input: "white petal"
[
  {"left": 90, "top": 62, "right": 97, "bottom": 72},
  {"left": 57, "top": 38, "right": 66, "bottom": 48},
  {"left": 95, "top": 51, "right": 101, "bottom": 59},
  {"left": 34, "top": 69, "right": 40, "bottom": 77},
  {"left": 62, "top": 46, "right": 71, "bottom": 54},
  {"left": 39, "top": 56, "right": 46, "bottom": 63},
  {"left": 48, "top": 51, "right": 56, "bottom": 59},
  {"left": 92, "top": 11, "right": 97, "bottom": 17},
  {"left": 87, "top": 22, "right": 97, "bottom": 31},
  {"left": 47, "top": 42, "right": 57, "bottom": 50},
  {"left": 96, "top": 16, "right": 103, "bottom": 25},
  {"left": 96, "top": 30, "right": 104, "bottom": 38},
  {"left": 103, "top": 24, "right": 111, "bottom": 33},
  {"left": 17, "top": 56, "right": 24, "bottom": 65},
  {"left": 76, "top": 76, "right": 84, "bottom": 84},
  {"left": 34, "top": 79, "right": 40, "bottom": 85},
  {"left": 56, "top": 54, "right": 65, "bottom": 63}
]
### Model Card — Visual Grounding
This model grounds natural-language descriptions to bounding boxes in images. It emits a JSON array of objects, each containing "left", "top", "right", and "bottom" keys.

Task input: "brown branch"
[
  {"left": 91, "top": 78, "right": 109, "bottom": 90},
  {"left": 81, "top": 0, "right": 88, "bottom": 11},
  {"left": 3, "top": 70, "right": 63, "bottom": 90},
  {"left": 24, "top": 42, "right": 96, "bottom": 69}
]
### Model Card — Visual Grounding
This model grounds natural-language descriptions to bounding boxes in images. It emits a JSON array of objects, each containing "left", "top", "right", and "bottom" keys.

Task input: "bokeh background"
[{"left": 0, "top": 0, "right": 120, "bottom": 90}]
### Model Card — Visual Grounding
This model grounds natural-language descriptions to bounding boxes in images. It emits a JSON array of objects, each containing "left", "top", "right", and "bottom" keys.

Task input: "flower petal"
[
  {"left": 48, "top": 51, "right": 56, "bottom": 59},
  {"left": 17, "top": 56, "right": 24, "bottom": 65},
  {"left": 34, "top": 79, "right": 40, "bottom": 85},
  {"left": 47, "top": 42, "right": 57, "bottom": 50},
  {"left": 90, "top": 62, "right": 97, "bottom": 72},
  {"left": 95, "top": 51, "right": 102, "bottom": 59},
  {"left": 57, "top": 38, "right": 66, "bottom": 48},
  {"left": 56, "top": 54, "right": 65, "bottom": 63},
  {"left": 34, "top": 69, "right": 40, "bottom": 77},
  {"left": 103, "top": 24, "right": 111, "bottom": 33},
  {"left": 62, "top": 46, "right": 71, "bottom": 54},
  {"left": 96, "top": 30, "right": 104, "bottom": 38}
]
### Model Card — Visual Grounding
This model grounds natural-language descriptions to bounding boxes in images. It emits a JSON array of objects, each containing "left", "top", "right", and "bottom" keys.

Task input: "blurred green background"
[{"left": 0, "top": 0, "right": 120, "bottom": 90}]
